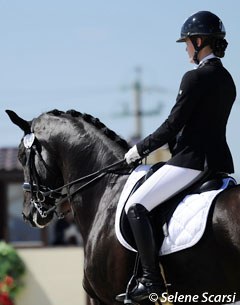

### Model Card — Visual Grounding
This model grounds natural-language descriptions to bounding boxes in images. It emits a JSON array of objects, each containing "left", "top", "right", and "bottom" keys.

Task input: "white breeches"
[{"left": 125, "top": 164, "right": 205, "bottom": 213}]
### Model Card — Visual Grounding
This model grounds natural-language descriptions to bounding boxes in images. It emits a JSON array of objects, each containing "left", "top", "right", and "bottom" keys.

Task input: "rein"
[{"left": 23, "top": 133, "right": 130, "bottom": 220}]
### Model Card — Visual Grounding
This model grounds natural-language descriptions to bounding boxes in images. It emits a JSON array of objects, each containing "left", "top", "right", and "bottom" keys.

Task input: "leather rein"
[{"left": 22, "top": 133, "right": 129, "bottom": 220}]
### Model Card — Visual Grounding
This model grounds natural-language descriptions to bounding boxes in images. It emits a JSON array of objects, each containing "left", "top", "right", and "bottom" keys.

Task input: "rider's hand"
[{"left": 124, "top": 145, "right": 141, "bottom": 165}]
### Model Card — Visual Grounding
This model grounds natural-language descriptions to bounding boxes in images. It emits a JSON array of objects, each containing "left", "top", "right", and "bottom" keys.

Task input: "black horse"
[{"left": 6, "top": 109, "right": 240, "bottom": 305}]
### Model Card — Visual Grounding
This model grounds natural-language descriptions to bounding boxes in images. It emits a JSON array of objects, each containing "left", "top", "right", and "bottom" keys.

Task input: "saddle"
[{"left": 120, "top": 162, "right": 236, "bottom": 251}]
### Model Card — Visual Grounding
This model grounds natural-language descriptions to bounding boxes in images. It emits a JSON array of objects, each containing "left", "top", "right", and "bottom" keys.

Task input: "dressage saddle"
[{"left": 120, "top": 162, "right": 235, "bottom": 250}]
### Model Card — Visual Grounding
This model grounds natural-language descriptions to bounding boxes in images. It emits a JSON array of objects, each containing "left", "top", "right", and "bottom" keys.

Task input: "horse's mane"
[{"left": 46, "top": 109, "right": 130, "bottom": 150}]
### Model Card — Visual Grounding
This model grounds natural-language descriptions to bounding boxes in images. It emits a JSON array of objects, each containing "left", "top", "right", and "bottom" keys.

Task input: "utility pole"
[
  {"left": 133, "top": 67, "right": 142, "bottom": 141},
  {"left": 117, "top": 67, "right": 166, "bottom": 143}
]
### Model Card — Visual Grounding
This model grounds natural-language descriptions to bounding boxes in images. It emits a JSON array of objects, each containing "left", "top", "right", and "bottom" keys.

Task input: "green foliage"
[{"left": 0, "top": 242, "right": 25, "bottom": 298}]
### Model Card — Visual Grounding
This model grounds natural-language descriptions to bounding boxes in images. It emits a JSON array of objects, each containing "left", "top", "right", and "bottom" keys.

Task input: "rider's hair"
[
  {"left": 191, "top": 35, "right": 228, "bottom": 58},
  {"left": 210, "top": 37, "right": 228, "bottom": 58}
]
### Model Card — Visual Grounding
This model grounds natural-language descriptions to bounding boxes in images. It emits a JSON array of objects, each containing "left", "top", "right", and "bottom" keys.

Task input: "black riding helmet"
[
  {"left": 176, "top": 11, "right": 226, "bottom": 42},
  {"left": 177, "top": 11, "right": 226, "bottom": 64}
]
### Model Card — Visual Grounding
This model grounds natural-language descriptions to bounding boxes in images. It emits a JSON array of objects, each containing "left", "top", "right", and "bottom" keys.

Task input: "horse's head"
[
  {"left": 6, "top": 109, "right": 130, "bottom": 232},
  {"left": 6, "top": 110, "right": 64, "bottom": 228}
]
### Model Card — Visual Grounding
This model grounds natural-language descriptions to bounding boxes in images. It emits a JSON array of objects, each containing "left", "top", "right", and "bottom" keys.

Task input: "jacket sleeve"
[{"left": 137, "top": 70, "right": 201, "bottom": 157}]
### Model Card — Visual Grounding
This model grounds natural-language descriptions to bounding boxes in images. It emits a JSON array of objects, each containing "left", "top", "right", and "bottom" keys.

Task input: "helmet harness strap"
[{"left": 190, "top": 36, "right": 210, "bottom": 64}]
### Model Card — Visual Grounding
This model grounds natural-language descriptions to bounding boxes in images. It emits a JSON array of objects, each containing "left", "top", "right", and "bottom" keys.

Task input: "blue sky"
[{"left": 0, "top": 1, "right": 239, "bottom": 178}]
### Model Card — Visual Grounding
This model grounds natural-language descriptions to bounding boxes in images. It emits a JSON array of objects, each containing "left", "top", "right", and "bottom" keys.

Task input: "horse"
[{"left": 6, "top": 109, "right": 240, "bottom": 305}]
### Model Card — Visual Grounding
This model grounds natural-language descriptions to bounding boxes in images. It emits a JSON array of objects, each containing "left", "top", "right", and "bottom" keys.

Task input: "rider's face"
[{"left": 185, "top": 38, "right": 195, "bottom": 63}]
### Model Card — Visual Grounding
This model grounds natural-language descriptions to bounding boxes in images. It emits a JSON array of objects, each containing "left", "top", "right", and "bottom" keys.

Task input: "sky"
[{"left": 0, "top": 0, "right": 240, "bottom": 179}]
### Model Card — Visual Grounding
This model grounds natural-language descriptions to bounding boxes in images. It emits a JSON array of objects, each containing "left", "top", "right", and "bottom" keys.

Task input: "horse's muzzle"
[{"left": 22, "top": 211, "right": 37, "bottom": 227}]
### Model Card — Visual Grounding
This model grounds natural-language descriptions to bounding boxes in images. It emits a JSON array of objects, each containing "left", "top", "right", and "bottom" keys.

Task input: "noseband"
[{"left": 22, "top": 133, "right": 128, "bottom": 221}]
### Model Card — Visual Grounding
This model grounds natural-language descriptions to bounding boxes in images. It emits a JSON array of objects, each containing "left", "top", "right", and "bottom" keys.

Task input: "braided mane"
[{"left": 46, "top": 109, "right": 130, "bottom": 150}]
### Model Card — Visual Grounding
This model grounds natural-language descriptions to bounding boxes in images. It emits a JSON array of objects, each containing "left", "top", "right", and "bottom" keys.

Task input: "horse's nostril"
[
  {"left": 22, "top": 212, "right": 27, "bottom": 222},
  {"left": 22, "top": 212, "right": 32, "bottom": 225},
  {"left": 22, "top": 211, "right": 37, "bottom": 227}
]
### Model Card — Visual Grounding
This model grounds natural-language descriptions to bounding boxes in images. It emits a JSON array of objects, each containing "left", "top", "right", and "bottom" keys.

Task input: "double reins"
[{"left": 27, "top": 159, "right": 127, "bottom": 216}]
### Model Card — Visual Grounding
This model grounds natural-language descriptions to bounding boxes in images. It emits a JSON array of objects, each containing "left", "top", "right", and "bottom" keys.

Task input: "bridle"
[{"left": 22, "top": 133, "right": 129, "bottom": 221}]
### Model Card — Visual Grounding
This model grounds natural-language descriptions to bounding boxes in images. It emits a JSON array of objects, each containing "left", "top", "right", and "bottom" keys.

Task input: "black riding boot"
[{"left": 116, "top": 204, "right": 165, "bottom": 303}]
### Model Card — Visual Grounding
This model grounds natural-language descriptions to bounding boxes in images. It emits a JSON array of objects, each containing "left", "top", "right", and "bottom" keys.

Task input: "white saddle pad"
[{"left": 115, "top": 165, "right": 236, "bottom": 256}]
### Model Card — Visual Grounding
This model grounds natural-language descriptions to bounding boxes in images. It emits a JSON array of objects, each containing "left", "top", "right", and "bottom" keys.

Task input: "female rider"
[{"left": 116, "top": 10, "right": 236, "bottom": 303}]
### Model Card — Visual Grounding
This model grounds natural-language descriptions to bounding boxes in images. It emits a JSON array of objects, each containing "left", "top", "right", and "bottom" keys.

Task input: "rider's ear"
[
  {"left": 197, "top": 37, "right": 202, "bottom": 48},
  {"left": 5, "top": 110, "right": 31, "bottom": 134}
]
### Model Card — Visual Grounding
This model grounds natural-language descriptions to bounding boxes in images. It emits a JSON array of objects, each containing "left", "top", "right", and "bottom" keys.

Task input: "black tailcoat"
[{"left": 137, "top": 59, "right": 236, "bottom": 173}]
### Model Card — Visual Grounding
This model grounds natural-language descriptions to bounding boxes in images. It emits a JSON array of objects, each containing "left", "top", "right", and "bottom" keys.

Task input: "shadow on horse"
[{"left": 6, "top": 109, "right": 240, "bottom": 305}]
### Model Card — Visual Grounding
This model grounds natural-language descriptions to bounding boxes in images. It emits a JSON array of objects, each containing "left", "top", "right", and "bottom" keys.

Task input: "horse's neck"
[
  {"left": 59, "top": 130, "right": 127, "bottom": 240},
  {"left": 63, "top": 127, "right": 125, "bottom": 178},
  {"left": 74, "top": 173, "right": 127, "bottom": 242}
]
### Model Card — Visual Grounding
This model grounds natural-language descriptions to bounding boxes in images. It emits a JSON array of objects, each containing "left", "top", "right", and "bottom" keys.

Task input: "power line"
[{"left": 117, "top": 67, "right": 166, "bottom": 141}]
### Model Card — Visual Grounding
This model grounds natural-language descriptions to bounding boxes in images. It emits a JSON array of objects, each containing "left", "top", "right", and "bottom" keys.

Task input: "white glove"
[{"left": 124, "top": 145, "right": 141, "bottom": 164}]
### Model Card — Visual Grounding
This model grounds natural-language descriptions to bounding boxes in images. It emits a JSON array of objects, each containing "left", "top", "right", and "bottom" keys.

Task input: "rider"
[{"left": 116, "top": 11, "right": 236, "bottom": 303}]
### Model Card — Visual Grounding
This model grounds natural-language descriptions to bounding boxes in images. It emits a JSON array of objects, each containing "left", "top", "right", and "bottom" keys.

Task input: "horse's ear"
[{"left": 5, "top": 110, "right": 31, "bottom": 134}]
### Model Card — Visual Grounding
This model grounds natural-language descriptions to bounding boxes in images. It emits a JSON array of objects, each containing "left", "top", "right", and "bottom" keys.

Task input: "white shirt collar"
[{"left": 198, "top": 53, "right": 218, "bottom": 66}]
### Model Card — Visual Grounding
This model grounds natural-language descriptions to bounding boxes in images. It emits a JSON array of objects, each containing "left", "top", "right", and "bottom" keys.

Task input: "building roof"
[{"left": 0, "top": 148, "right": 22, "bottom": 171}]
